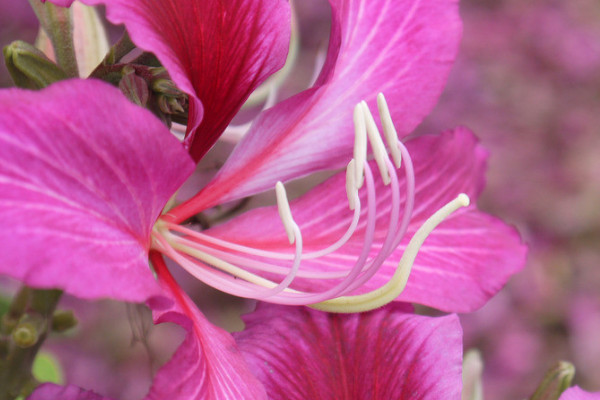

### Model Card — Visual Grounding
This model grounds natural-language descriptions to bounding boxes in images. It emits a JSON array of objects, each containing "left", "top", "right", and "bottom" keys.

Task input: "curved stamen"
[
  {"left": 353, "top": 103, "right": 367, "bottom": 188},
  {"left": 152, "top": 163, "right": 379, "bottom": 305},
  {"left": 340, "top": 158, "right": 401, "bottom": 294},
  {"left": 309, "top": 193, "right": 470, "bottom": 313},
  {"left": 151, "top": 94, "right": 467, "bottom": 313},
  {"left": 275, "top": 181, "right": 296, "bottom": 244},
  {"left": 377, "top": 93, "right": 402, "bottom": 168},
  {"left": 361, "top": 101, "right": 390, "bottom": 185}
]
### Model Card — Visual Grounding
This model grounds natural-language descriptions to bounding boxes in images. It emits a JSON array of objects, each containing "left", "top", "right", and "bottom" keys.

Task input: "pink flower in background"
[
  {"left": 560, "top": 387, "right": 600, "bottom": 400},
  {"left": 417, "top": 0, "right": 600, "bottom": 396},
  {"left": 0, "top": 0, "right": 526, "bottom": 397}
]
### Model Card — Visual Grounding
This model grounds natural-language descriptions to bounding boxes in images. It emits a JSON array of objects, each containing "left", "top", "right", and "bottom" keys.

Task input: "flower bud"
[
  {"left": 2, "top": 41, "right": 67, "bottom": 89},
  {"left": 152, "top": 78, "right": 183, "bottom": 97},
  {"left": 462, "top": 349, "right": 484, "bottom": 400},
  {"left": 51, "top": 310, "right": 77, "bottom": 333},
  {"left": 119, "top": 67, "right": 150, "bottom": 107},
  {"left": 12, "top": 321, "right": 40, "bottom": 349},
  {"left": 529, "top": 361, "right": 575, "bottom": 400}
]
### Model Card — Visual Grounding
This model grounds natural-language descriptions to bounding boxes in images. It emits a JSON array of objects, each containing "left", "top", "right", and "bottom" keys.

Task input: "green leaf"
[{"left": 32, "top": 352, "right": 65, "bottom": 385}]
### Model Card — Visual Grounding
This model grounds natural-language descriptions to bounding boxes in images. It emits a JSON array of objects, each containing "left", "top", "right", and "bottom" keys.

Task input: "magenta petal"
[
  {"left": 145, "top": 255, "right": 267, "bottom": 400},
  {"left": 560, "top": 387, "right": 600, "bottom": 400},
  {"left": 28, "top": 383, "right": 112, "bottom": 400},
  {"left": 85, "top": 0, "right": 291, "bottom": 162},
  {"left": 205, "top": 128, "right": 526, "bottom": 312},
  {"left": 0, "top": 79, "right": 194, "bottom": 302},
  {"left": 193, "top": 0, "right": 462, "bottom": 209},
  {"left": 234, "top": 303, "right": 463, "bottom": 399}
]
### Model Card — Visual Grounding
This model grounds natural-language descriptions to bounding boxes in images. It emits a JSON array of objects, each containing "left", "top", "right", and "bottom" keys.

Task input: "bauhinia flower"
[{"left": 1, "top": 0, "right": 526, "bottom": 397}]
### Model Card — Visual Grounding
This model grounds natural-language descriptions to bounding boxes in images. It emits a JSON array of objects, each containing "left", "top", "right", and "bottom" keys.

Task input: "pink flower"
[
  {"left": 1, "top": 0, "right": 526, "bottom": 397},
  {"left": 560, "top": 387, "right": 600, "bottom": 400}
]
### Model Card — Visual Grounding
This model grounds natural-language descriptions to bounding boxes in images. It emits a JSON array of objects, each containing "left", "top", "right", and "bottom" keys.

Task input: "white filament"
[
  {"left": 377, "top": 93, "right": 402, "bottom": 168},
  {"left": 353, "top": 103, "right": 367, "bottom": 188},
  {"left": 275, "top": 181, "right": 296, "bottom": 244},
  {"left": 361, "top": 101, "right": 391, "bottom": 185},
  {"left": 345, "top": 159, "right": 358, "bottom": 210}
]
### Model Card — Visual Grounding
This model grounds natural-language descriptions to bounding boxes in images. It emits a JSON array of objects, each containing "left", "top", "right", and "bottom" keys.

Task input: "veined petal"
[
  {"left": 189, "top": 0, "right": 462, "bottom": 211},
  {"left": 28, "top": 384, "right": 113, "bottom": 400},
  {"left": 234, "top": 303, "right": 463, "bottom": 399},
  {"left": 560, "top": 387, "right": 600, "bottom": 400},
  {"left": 83, "top": 0, "right": 291, "bottom": 162},
  {"left": 146, "top": 252, "right": 267, "bottom": 400},
  {"left": 0, "top": 79, "right": 194, "bottom": 302},
  {"left": 204, "top": 128, "right": 526, "bottom": 312}
]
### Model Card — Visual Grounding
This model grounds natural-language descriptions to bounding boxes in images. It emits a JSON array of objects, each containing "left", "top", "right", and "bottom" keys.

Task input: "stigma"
[{"left": 151, "top": 93, "right": 469, "bottom": 313}]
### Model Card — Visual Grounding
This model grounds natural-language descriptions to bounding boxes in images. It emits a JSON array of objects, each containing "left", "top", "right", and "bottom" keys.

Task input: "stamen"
[
  {"left": 377, "top": 93, "right": 402, "bottom": 168},
  {"left": 152, "top": 93, "right": 467, "bottom": 314},
  {"left": 345, "top": 159, "right": 358, "bottom": 210},
  {"left": 275, "top": 181, "right": 296, "bottom": 244},
  {"left": 361, "top": 101, "right": 391, "bottom": 185},
  {"left": 353, "top": 103, "right": 367, "bottom": 188},
  {"left": 309, "top": 193, "right": 471, "bottom": 313}
]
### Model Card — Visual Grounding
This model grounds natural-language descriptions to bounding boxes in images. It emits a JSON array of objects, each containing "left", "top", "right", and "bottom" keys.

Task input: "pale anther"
[
  {"left": 377, "top": 93, "right": 402, "bottom": 168},
  {"left": 275, "top": 181, "right": 296, "bottom": 244},
  {"left": 353, "top": 103, "right": 367, "bottom": 189},
  {"left": 345, "top": 159, "right": 358, "bottom": 210},
  {"left": 361, "top": 101, "right": 391, "bottom": 185}
]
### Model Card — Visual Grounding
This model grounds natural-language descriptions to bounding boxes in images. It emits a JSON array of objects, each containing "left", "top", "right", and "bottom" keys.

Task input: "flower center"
[{"left": 150, "top": 94, "right": 469, "bottom": 313}]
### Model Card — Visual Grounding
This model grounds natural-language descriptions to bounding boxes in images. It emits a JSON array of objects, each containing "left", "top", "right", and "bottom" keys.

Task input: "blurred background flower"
[{"left": 416, "top": 0, "right": 600, "bottom": 398}]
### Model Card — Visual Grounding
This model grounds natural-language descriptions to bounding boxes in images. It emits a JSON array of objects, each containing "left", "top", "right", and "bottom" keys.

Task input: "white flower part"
[
  {"left": 353, "top": 103, "right": 367, "bottom": 189},
  {"left": 276, "top": 181, "right": 296, "bottom": 244},
  {"left": 377, "top": 93, "right": 402, "bottom": 168},
  {"left": 361, "top": 101, "right": 391, "bottom": 185},
  {"left": 345, "top": 159, "right": 358, "bottom": 210}
]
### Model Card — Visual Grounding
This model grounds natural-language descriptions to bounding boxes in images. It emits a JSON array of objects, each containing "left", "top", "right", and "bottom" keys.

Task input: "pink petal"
[
  {"left": 0, "top": 79, "right": 194, "bottom": 302},
  {"left": 186, "top": 0, "right": 462, "bottom": 213},
  {"left": 84, "top": 0, "right": 291, "bottom": 162},
  {"left": 205, "top": 128, "right": 526, "bottom": 312},
  {"left": 28, "top": 384, "right": 112, "bottom": 400},
  {"left": 560, "top": 387, "right": 600, "bottom": 400},
  {"left": 234, "top": 303, "right": 463, "bottom": 399},
  {"left": 146, "top": 252, "right": 267, "bottom": 400}
]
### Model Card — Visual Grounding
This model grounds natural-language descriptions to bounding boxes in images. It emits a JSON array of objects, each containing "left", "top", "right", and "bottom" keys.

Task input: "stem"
[
  {"left": 28, "top": 0, "right": 79, "bottom": 78},
  {"left": 0, "top": 288, "right": 62, "bottom": 400}
]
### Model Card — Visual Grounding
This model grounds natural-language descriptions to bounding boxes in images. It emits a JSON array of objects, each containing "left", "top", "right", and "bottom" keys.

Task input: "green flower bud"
[
  {"left": 529, "top": 361, "right": 575, "bottom": 400},
  {"left": 152, "top": 78, "right": 183, "bottom": 97},
  {"left": 12, "top": 322, "right": 39, "bottom": 348},
  {"left": 3, "top": 41, "right": 68, "bottom": 89},
  {"left": 51, "top": 310, "right": 77, "bottom": 333}
]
